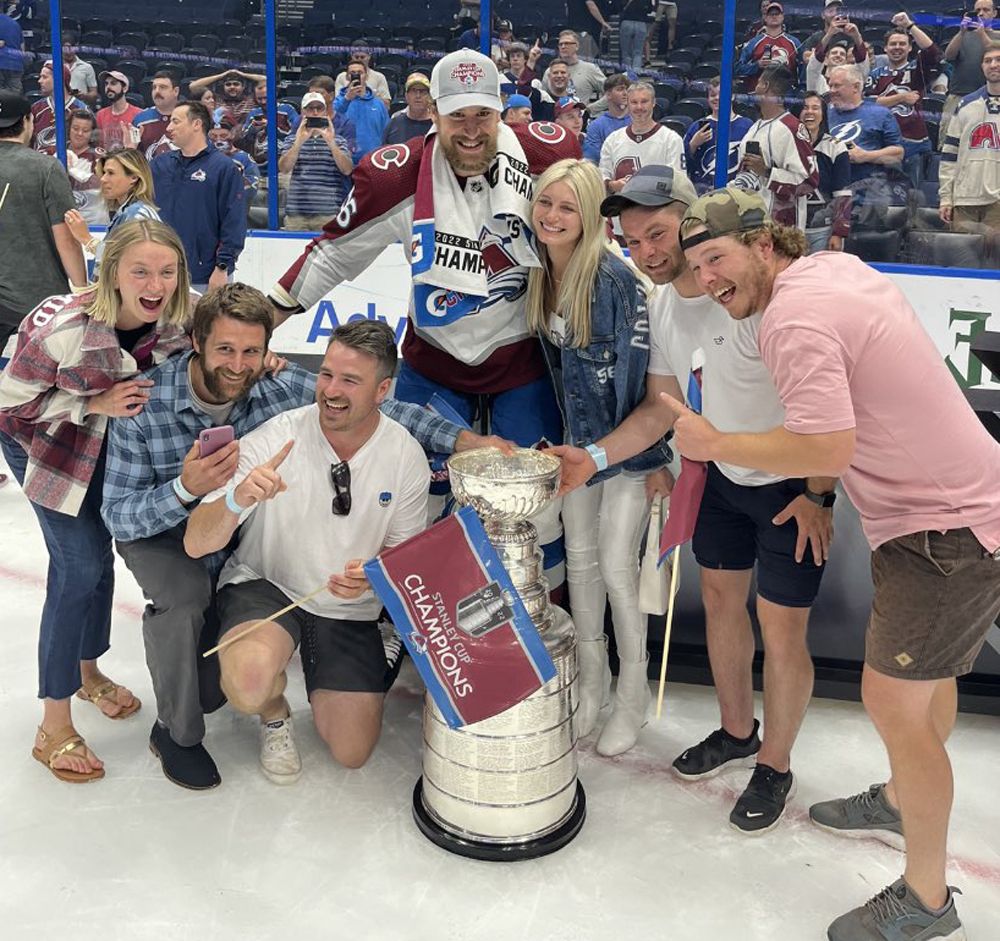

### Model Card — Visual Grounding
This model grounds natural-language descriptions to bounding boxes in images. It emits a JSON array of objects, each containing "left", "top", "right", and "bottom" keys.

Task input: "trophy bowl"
[{"left": 447, "top": 448, "right": 561, "bottom": 523}]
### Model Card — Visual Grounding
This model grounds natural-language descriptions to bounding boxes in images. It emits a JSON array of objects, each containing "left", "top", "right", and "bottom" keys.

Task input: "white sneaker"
[{"left": 259, "top": 714, "right": 302, "bottom": 785}]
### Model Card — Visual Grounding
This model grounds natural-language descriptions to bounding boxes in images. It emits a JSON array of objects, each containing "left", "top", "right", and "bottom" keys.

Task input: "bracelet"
[
  {"left": 172, "top": 475, "right": 197, "bottom": 505},
  {"left": 584, "top": 443, "right": 609, "bottom": 472},
  {"left": 84, "top": 237, "right": 98, "bottom": 253},
  {"left": 225, "top": 486, "right": 246, "bottom": 515}
]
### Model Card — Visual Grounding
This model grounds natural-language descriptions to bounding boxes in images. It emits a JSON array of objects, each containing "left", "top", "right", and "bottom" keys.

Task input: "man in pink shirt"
[{"left": 668, "top": 187, "right": 1000, "bottom": 941}]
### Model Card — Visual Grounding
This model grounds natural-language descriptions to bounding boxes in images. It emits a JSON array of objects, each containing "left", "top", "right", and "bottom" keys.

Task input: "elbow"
[{"left": 818, "top": 430, "right": 855, "bottom": 477}]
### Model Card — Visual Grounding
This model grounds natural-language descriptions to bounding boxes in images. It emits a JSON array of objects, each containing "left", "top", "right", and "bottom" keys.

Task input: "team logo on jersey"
[
  {"left": 970, "top": 121, "right": 1000, "bottom": 150},
  {"left": 379, "top": 491, "right": 393, "bottom": 507},
  {"left": 831, "top": 120, "right": 862, "bottom": 145},
  {"left": 528, "top": 121, "right": 567, "bottom": 144},
  {"left": 451, "top": 62, "right": 486, "bottom": 86},
  {"left": 370, "top": 143, "right": 411, "bottom": 170},
  {"left": 190, "top": 169, "right": 207, "bottom": 182},
  {"left": 763, "top": 45, "right": 791, "bottom": 68},
  {"left": 613, "top": 156, "right": 640, "bottom": 181},
  {"left": 336, "top": 191, "right": 357, "bottom": 228}
]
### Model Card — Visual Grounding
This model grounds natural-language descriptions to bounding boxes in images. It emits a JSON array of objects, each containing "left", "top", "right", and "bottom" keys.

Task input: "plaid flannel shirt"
[{"left": 102, "top": 351, "right": 463, "bottom": 569}]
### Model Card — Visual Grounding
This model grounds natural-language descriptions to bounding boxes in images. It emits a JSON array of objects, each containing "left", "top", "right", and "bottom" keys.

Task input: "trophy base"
[{"left": 411, "top": 778, "right": 586, "bottom": 862}]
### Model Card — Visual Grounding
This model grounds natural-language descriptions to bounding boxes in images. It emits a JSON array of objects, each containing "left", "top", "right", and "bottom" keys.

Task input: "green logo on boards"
[{"left": 945, "top": 308, "right": 995, "bottom": 389}]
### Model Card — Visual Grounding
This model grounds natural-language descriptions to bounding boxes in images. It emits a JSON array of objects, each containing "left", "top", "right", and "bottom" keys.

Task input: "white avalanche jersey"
[
  {"left": 599, "top": 124, "right": 686, "bottom": 183},
  {"left": 939, "top": 89, "right": 1000, "bottom": 208}
]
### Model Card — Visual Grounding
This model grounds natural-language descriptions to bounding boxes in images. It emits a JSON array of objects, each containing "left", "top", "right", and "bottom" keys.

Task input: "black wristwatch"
[
  {"left": 214, "top": 261, "right": 228, "bottom": 271},
  {"left": 804, "top": 487, "right": 837, "bottom": 509}
]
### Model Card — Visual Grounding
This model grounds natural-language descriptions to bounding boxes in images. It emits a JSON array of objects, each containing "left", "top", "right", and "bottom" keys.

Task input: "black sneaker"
[
  {"left": 149, "top": 721, "right": 221, "bottom": 790},
  {"left": 730, "top": 763, "right": 796, "bottom": 835},
  {"left": 672, "top": 719, "right": 761, "bottom": 780}
]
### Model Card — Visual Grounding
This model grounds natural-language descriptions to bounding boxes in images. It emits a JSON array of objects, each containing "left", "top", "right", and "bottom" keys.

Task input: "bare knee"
[
  {"left": 314, "top": 720, "right": 377, "bottom": 769},
  {"left": 700, "top": 570, "right": 752, "bottom": 624},
  {"left": 221, "top": 652, "right": 279, "bottom": 715}
]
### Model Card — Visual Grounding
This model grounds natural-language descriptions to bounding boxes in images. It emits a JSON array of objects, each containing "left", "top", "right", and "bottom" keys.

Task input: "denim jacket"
[{"left": 538, "top": 252, "right": 672, "bottom": 484}]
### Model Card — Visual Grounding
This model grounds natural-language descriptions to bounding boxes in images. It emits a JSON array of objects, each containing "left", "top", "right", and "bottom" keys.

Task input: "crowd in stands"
[{"left": 3, "top": 0, "right": 998, "bottom": 266}]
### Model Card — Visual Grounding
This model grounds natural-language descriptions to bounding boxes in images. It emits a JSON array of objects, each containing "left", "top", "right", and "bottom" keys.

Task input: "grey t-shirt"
[{"left": 0, "top": 141, "right": 75, "bottom": 326}]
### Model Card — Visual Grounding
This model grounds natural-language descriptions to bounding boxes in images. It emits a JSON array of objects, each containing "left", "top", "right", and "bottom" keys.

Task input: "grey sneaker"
[
  {"left": 259, "top": 714, "right": 302, "bottom": 785},
  {"left": 827, "top": 879, "right": 965, "bottom": 941},
  {"left": 809, "top": 783, "right": 905, "bottom": 850}
]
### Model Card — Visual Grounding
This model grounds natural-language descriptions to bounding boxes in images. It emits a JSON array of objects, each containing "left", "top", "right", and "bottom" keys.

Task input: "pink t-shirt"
[{"left": 759, "top": 252, "right": 1000, "bottom": 552}]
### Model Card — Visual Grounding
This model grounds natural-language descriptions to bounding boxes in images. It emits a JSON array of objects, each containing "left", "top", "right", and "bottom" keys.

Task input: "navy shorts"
[
  {"left": 691, "top": 463, "right": 826, "bottom": 608},
  {"left": 217, "top": 580, "right": 388, "bottom": 697}
]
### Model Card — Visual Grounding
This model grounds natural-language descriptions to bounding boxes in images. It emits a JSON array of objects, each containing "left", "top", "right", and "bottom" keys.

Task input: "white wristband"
[
  {"left": 225, "top": 486, "right": 246, "bottom": 515},
  {"left": 172, "top": 475, "right": 197, "bottom": 505},
  {"left": 585, "top": 443, "right": 609, "bottom": 472}
]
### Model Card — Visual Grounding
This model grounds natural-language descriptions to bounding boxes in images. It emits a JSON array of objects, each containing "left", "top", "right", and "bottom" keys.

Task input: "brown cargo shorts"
[{"left": 867, "top": 528, "right": 1000, "bottom": 680}]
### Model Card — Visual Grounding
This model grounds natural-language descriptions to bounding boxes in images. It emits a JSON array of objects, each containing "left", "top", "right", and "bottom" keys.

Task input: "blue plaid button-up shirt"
[{"left": 102, "top": 352, "right": 462, "bottom": 565}]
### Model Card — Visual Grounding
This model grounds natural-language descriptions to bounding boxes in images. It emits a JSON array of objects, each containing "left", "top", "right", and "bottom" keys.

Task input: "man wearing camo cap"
[{"left": 663, "top": 186, "right": 1000, "bottom": 941}]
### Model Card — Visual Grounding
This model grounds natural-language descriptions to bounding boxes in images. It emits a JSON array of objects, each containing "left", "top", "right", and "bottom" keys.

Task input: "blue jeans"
[
  {"left": 619, "top": 19, "right": 647, "bottom": 71},
  {"left": 1, "top": 431, "right": 114, "bottom": 700}
]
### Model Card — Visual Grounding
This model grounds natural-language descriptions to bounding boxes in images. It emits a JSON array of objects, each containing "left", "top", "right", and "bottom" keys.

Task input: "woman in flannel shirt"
[{"left": 0, "top": 220, "right": 191, "bottom": 782}]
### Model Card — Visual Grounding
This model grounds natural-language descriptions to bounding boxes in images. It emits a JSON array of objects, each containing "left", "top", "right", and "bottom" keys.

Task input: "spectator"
[
  {"left": 502, "top": 93, "right": 533, "bottom": 125},
  {"left": 503, "top": 40, "right": 543, "bottom": 98},
  {"left": 278, "top": 91, "right": 353, "bottom": 232},
  {"left": 939, "top": 43, "right": 1000, "bottom": 234},
  {"left": 827, "top": 63, "right": 904, "bottom": 204},
  {"left": 566, "top": 0, "right": 612, "bottom": 57},
  {"left": 619, "top": 0, "right": 653, "bottom": 72},
  {"left": 0, "top": 9, "right": 24, "bottom": 93},
  {"left": 941, "top": 0, "right": 1000, "bottom": 140},
  {"left": 334, "top": 49, "right": 391, "bottom": 108},
  {"left": 95, "top": 70, "right": 141, "bottom": 152},
  {"left": 601, "top": 81, "right": 684, "bottom": 194},
  {"left": 867, "top": 15, "right": 942, "bottom": 187},
  {"left": 806, "top": 36, "right": 869, "bottom": 95},
  {"left": 30, "top": 60, "right": 89, "bottom": 153},
  {"left": 239, "top": 80, "right": 300, "bottom": 175},
  {"left": 152, "top": 100, "right": 247, "bottom": 292},
  {"left": 208, "top": 108, "right": 260, "bottom": 201},
  {"left": 494, "top": 18, "right": 516, "bottom": 63},
  {"left": 188, "top": 69, "right": 265, "bottom": 124},
  {"left": 683, "top": 75, "right": 753, "bottom": 191},
  {"left": 543, "top": 31, "right": 607, "bottom": 103},
  {"left": 0, "top": 90, "right": 85, "bottom": 348},
  {"left": 198, "top": 87, "right": 216, "bottom": 113},
  {"left": 733, "top": 65, "right": 818, "bottom": 230},
  {"left": 554, "top": 96, "right": 586, "bottom": 145},
  {"left": 812, "top": 4, "right": 865, "bottom": 66},
  {"left": 334, "top": 60, "right": 388, "bottom": 161},
  {"left": 62, "top": 41, "right": 97, "bottom": 108},
  {"left": 383, "top": 72, "right": 433, "bottom": 145},
  {"left": 799, "top": 91, "right": 852, "bottom": 253},
  {"left": 64, "top": 148, "right": 160, "bottom": 277},
  {"left": 183, "top": 321, "right": 432, "bottom": 778},
  {"left": 652, "top": 1, "right": 679, "bottom": 55},
  {"left": 64, "top": 110, "right": 107, "bottom": 225},
  {"left": 133, "top": 70, "right": 181, "bottom": 161},
  {"left": 736, "top": 2, "right": 801, "bottom": 93},
  {"left": 583, "top": 73, "right": 630, "bottom": 163},
  {"left": 542, "top": 58, "right": 574, "bottom": 101},
  {"left": 802, "top": 1, "right": 854, "bottom": 56}
]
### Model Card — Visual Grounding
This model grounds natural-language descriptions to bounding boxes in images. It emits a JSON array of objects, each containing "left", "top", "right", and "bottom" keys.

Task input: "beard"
[
  {"left": 201, "top": 363, "right": 258, "bottom": 403},
  {"left": 105, "top": 88, "right": 123, "bottom": 103},
  {"left": 438, "top": 131, "right": 498, "bottom": 177}
]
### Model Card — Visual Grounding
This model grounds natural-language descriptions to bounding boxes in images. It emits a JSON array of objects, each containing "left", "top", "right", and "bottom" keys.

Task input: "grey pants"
[{"left": 116, "top": 526, "right": 224, "bottom": 746}]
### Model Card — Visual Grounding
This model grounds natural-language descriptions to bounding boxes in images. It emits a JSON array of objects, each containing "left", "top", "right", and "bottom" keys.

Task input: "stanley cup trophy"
[{"left": 411, "top": 448, "right": 587, "bottom": 860}]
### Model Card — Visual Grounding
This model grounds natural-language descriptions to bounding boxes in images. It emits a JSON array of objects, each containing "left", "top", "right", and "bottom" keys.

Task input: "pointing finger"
[
  {"left": 264, "top": 439, "right": 294, "bottom": 470},
  {"left": 658, "top": 393, "right": 690, "bottom": 418}
]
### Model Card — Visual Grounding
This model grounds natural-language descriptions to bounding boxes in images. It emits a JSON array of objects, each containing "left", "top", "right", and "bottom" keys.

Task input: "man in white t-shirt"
[
  {"left": 554, "top": 166, "right": 835, "bottom": 836},
  {"left": 185, "top": 321, "right": 430, "bottom": 782}
]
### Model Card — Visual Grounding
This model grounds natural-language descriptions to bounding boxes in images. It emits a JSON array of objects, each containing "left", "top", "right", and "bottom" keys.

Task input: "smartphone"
[
  {"left": 305, "top": 116, "right": 328, "bottom": 129},
  {"left": 845, "top": 141, "right": 855, "bottom": 150},
  {"left": 745, "top": 140, "right": 762, "bottom": 156},
  {"left": 351, "top": 75, "right": 362, "bottom": 88},
  {"left": 199, "top": 425, "right": 235, "bottom": 457}
]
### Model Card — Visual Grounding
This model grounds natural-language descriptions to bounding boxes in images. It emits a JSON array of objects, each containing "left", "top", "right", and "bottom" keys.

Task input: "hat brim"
[
  {"left": 434, "top": 93, "right": 502, "bottom": 115},
  {"left": 99, "top": 71, "right": 129, "bottom": 91},
  {"left": 600, "top": 189, "right": 687, "bottom": 217}
]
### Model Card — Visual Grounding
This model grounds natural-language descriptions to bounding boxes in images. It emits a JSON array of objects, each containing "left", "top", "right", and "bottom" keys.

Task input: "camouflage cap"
[{"left": 679, "top": 188, "right": 770, "bottom": 251}]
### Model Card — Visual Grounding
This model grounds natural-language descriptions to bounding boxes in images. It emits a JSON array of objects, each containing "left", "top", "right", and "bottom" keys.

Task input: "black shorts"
[
  {"left": 217, "top": 580, "right": 387, "bottom": 697},
  {"left": 691, "top": 463, "right": 826, "bottom": 609}
]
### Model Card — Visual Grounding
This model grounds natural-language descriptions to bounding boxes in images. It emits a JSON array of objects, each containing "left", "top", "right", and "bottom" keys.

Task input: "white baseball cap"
[
  {"left": 430, "top": 50, "right": 501, "bottom": 115},
  {"left": 301, "top": 91, "right": 327, "bottom": 109}
]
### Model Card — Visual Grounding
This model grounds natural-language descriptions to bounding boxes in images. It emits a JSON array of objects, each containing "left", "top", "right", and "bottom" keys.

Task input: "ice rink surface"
[{"left": 2, "top": 469, "right": 999, "bottom": 941}]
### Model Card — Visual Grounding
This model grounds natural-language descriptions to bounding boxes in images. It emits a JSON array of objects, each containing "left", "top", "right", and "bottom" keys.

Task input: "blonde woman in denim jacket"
[{"left": 526, "top": 158, "right": 671, "bottom": 756}]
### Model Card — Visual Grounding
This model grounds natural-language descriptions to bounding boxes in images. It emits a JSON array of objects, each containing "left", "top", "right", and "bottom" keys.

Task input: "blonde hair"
[
  {"left": 85, "top": 220, "right": 191, "bottom": 327},
  {"left": 526, "top": 158, "right": 610, "bottom": 348},
  {"left": 736, "top": 222, "right": 807, "bottom": 259},
  {"left": 96, "top": 148, "right": 158, "bottom": 213}
]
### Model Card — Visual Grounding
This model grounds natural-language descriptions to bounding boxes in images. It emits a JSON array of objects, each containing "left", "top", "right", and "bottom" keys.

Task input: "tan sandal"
[
  {"left": 31, "top": 725, "right": 105, "bottom": 783},
  {"left": 76, "top": 678, "right": 142, "bottom": 720}
]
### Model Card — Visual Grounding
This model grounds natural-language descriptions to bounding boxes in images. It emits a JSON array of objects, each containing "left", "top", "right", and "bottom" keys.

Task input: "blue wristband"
[
  {"left": 225, "top": 487, "right": 246, "bottom": 515},
  {"left": 585, "top": 443, "right": 609, "bottom": 472},
  {"left": 172, "top": 475, "right": 197, "bottom": 505}
]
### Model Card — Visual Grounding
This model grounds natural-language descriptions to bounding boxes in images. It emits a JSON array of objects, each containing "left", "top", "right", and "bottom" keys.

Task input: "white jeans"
[{"left": 562, "top": 472, "right": 650, "bottom": 662}]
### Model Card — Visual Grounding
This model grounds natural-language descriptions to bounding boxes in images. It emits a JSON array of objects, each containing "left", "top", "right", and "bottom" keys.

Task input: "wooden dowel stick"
[{"left": 655, "top": 549, "right": 681, "bottom": 720}]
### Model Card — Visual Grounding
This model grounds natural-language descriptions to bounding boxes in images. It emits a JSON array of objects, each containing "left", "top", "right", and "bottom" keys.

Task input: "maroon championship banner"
[{"left": 364, "top": 506, "right": 556, "bottom": 728}]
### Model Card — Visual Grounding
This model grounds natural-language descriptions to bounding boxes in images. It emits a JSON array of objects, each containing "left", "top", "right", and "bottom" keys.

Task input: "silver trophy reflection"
[{"left": 411, "top": 448, "right": 586, "bottom": 860}]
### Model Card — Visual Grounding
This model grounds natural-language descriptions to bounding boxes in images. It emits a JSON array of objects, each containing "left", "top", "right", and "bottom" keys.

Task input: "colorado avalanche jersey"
[
  {"left": 599, "top": 124, "right": 685, "bottom": 184},
  {"left": 866, "top": 45, "right": 942, "bottom": 146},
  {"left": 29, "top": 96, "right": 89, "bottom": 153},
  {"left": 132, "top": 107, "right": 177, "bottom": 161},
  {"left": 270, "top": 121, "right": 581, "bottom": 395}
]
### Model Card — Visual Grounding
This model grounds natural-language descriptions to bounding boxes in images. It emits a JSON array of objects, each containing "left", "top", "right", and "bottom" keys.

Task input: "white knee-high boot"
[
  {"left": 574, "top": 636, "right": 611, "bottom": 738},
  {"left": 596, "top": 655, "right": 651, "bottom": 756}
]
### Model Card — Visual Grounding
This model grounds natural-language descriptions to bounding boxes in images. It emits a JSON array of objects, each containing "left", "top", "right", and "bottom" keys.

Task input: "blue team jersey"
[
  {"left": 828, "top": 99, "right": 903, "bottom": 181},
  {"left": 683, "top": 115, "right": 754, "bottom": 191}
]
